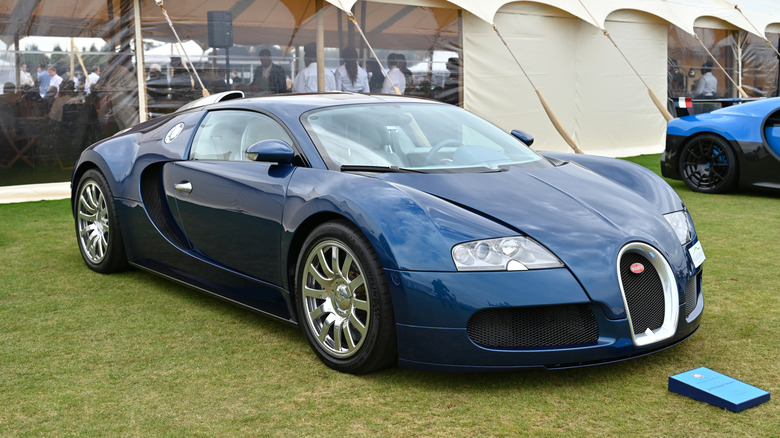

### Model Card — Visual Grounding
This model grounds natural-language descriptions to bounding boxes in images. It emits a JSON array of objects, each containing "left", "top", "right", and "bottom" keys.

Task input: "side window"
[{"left": 190, "top": 110, "right": 293, "bottom": 161}]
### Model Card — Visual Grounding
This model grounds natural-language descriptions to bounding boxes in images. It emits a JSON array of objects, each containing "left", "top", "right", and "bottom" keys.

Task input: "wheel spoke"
[
  {"left": 339, "top": 252, "right": 353, "bottom": 278},
  {"left": 333, "top": 320, "right": 343, "bottom": 350},
  {"left": 352, "top": 297, "right": 369, "bottom": 312},
  {"left": 348, "top": 273, "right": 364, "bottom": 293},
  {"left": 317, "top": 248, "right": 335, "bottom": 278},
  {"left": 318, "top": 316, "right": 335, "bottom": 343},
  {"left": 309, "top": 302, "right": 327, "bottom": 321},
  {"left": 349, "top": 313, "right": 367, "bottom": 335},
  {"left": 78, "top": 210, "right": 97, "bottom": 222},
  {"left": 306, "top": 261, "right": 332, "bottom": 288},
  {"left": 303, "top": 285, "right": 328, "bottom": 300},
  {"left": 344, "top": 323, "right": 357, "bottom": 349}
]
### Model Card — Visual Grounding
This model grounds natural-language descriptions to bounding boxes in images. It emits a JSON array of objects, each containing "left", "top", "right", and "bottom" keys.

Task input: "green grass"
[{"left": 1, "top": 155, "right": 778, "bottom": 436}]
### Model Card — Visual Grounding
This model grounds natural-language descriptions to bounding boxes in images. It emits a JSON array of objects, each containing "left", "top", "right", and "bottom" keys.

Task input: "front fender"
[{"left": 283, "top": 168, "right": 514, "bottom": 272}]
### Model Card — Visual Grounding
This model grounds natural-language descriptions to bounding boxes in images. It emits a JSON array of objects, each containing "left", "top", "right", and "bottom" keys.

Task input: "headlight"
[
  {"left": 451, "top": 236, "right": 563, "bottom": 271},
  {"left": 664, "top": 210, "right": 694, "bottom": 245}
]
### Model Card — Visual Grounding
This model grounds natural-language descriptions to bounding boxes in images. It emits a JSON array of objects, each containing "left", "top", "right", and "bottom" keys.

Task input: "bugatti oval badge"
[
  {"left": 164, "top": 122, "right": 185, "bottom": 144},
  {"left": 630, "top": 263, "right": 645, "bottom": 274}
]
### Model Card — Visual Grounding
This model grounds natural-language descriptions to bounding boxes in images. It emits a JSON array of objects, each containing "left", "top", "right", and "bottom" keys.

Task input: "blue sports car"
[
  {"left": 72, "top": 92, "right": 705, "bottom": 373},
  {"left": 663, "top": 97, "right": 780, "bottom": 193}
]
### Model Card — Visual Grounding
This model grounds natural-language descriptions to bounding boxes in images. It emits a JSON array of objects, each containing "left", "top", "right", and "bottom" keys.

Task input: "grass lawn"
[{"left": 1, "top": 154, "right": 777, "bottom": 436}]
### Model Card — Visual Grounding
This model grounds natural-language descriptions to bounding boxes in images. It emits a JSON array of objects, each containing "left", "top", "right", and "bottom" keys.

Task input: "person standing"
[
  {"left": 85, "top": 65, "right": 100, "bottom": 94},
  {"left": 20, "top": 63, "right": 34, "bottom": 87},
  {"left": 47, "top": 65, "right": 63, "bottom": 93},
  {"left": 693, "top": 61, "right": 718, "bottom": 98},
  {"left": 252, "top": 49, "right": 287, "bottom": 94},
  {"left": 380, "top": 53, "right": 406, "bottom": 95},
  {"left": 37, "top": 64, "right": 50, "bottom": 97},
  {"left": 334, "top": 47, "right": 369, "bottom": 93},
  {"left": 292, "top": 43, "right": 336, "bottom": 93},
  {"left": 396, "top": 54, "right": 414, "bottom": 88}
]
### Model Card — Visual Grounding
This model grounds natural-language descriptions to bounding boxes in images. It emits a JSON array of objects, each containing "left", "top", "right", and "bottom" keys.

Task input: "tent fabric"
[
  {"left": 430, "top": 0, "right": 780, "bottom": 37},
  {"left": 463, "top": 6, "right": 669, "bottom": 156}
]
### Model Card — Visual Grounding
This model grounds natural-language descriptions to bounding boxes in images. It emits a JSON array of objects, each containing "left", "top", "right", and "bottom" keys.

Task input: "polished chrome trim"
[{"left": 617, "top": 242, "right": 679, "bottom": 347}]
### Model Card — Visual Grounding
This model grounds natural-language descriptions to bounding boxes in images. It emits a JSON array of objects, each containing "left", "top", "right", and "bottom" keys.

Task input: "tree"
[{"left": 20, "top": 44, "right": 49, "bottom": 71}]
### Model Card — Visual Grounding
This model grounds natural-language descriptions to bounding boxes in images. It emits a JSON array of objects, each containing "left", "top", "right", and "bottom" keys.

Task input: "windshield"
[{"left": 302, "top": 103, "right": 550, "bottom": 172}]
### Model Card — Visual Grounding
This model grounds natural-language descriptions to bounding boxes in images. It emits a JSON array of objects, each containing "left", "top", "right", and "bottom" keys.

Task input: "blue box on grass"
[{"left": 668, "top": 367, "right": 770, "bottom": 412}]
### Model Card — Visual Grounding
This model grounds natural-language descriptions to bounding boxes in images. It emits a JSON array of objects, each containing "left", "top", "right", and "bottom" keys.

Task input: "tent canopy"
[
  {"left": 0, "top": 0, "right": 459, "bottom": 50},
  {"left": 397, "top": 0, "right": 780, "bottom": 36}
]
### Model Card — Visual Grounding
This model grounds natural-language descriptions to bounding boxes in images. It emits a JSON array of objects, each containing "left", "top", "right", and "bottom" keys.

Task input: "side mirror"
[
  {"left": 511, "top": 129, "right": 534, "bottom": 147},
  {"left": 245, "top": 139, "right": 295, "bottom": 164}
]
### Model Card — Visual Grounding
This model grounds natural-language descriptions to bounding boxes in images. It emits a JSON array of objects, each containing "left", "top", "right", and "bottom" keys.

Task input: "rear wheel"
[
  {"left": 74, "top": 169, "right": 127, "bottom": 273},
  {"left": 295, "top": 220, "right": 396, "bottom": 374},
  {"left": 679, "top": 134, "right": 738, "bottom": 193}
]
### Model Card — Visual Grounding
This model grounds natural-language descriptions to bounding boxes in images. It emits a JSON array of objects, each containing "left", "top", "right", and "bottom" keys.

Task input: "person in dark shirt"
[{"left": 252, "top": 49, "right": 287, "bottom": 94}]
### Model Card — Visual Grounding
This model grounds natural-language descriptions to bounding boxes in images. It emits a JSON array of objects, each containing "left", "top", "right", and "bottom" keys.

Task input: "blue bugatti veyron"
[
  {"left": 72, "top": 92, "right": 705, "bottom": 373},
  {"left": 663, "top": 97, "right": 780, "bottom": 193}
]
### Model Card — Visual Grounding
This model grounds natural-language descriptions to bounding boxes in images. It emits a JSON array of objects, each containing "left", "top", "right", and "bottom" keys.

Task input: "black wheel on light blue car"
[
  {"left": 295, "top": 220, "right": 396, "bottom": 374},
  {"left": 679, "top": 134, "right": 738, "bottom": 193},
  {"left": 75, "top": 169, "right": 127, "bottom": 273}
]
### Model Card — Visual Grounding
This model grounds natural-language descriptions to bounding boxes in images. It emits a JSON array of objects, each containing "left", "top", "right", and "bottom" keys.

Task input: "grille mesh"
[
  {"left": 467, "top": 305, "right": 599, "bottom": 349},
  {"left": 620, "top": 252, "right": 665, "bottom": 335},
  {"left": 685, "top": 275, "right": 698, "bottom": 317}
]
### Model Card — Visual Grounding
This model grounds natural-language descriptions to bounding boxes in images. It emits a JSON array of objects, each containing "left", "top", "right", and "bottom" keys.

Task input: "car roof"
[{"left": 207, "top": 92, "right": 444, "bottom": 114}]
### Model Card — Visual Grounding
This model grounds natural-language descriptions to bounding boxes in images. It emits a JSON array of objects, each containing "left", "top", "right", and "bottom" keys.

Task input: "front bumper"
[
  {"left": 386, "top": 268, "right": 703, "bottom": 371},
  {"left": 661, "top": 134, "right": 688, "bottom": 180}
]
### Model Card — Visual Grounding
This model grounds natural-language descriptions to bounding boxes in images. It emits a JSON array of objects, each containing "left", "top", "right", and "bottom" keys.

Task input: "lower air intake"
[
  {"left": 467, "top": 304, "right": 599, "bottom": 349},
  {"left": 685, "top": 274, "right": 699, "bottom": 317}
]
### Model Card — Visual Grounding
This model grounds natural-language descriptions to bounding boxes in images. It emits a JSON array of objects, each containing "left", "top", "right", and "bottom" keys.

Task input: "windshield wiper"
[{"left": 340, "top": 165, "right": 424, "bottom": 173}]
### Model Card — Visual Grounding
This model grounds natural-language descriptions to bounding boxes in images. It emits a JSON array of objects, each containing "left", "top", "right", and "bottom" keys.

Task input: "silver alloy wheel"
[
  {"left": 77, "top": 179, "right": 110, "bottom": 264},
  {"left": 301, "top": 239, "right": 371, "bottom": 358}
]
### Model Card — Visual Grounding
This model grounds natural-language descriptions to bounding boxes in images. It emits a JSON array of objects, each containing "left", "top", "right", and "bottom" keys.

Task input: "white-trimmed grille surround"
[{"left": 617, "top": 242, "right": 679, "bottom": 347}]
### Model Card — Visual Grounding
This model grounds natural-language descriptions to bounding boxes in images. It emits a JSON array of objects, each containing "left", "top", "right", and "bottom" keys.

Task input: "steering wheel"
[{"left": 423, "top": 139, "right": 461, "bottom": 166}]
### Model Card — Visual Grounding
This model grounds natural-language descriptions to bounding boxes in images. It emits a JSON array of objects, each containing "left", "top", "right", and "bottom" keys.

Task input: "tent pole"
[
  {"left": 14, "top": 33, "right": 20, "bottom": 90},
  {"left": 316, "top": 0, "right": 325, "bottom": 92},
  {"left": 133, "top": 0, "right": 148, "bottom": 122},
  {"left": 342, "top": 12, "right": 400, "bottom": 94}
]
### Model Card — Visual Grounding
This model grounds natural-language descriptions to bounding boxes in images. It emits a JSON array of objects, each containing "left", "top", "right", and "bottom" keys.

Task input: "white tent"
[{"left": 327, "top": 0, "right": 780, "bottom": 155}]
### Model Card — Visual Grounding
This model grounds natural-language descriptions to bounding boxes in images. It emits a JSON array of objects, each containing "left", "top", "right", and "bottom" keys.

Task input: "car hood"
[{"left": 376, "top": 163, "right": 689, "bottom": 319}]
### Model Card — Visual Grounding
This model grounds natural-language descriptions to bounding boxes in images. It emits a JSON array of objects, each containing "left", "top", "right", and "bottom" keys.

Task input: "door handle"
[{"left": 174, "top": 181, "right": 192, "bottom": 194}]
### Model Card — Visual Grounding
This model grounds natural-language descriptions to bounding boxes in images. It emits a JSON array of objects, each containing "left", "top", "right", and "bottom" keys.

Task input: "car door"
[{"left": 166, "top": 109, "right": 296, "bottom": 286}]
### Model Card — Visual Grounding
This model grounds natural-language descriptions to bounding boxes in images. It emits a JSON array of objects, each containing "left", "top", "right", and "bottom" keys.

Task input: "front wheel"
[
  {"left": 678, "top": 134, "right": 738, "bottom": 193},
  {"left": 295, "top": 220, "right": 396, "bottom": 374},
  {"left": 74, "top": 169, "right": 127, "bottom": 273}
]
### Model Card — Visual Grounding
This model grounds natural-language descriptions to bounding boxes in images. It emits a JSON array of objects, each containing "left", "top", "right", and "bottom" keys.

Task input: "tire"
[
  {"left": 678, "top": 134, "right": 738, "bottom": 193},
  {"left": 74, "top": 169, "right": 128, "bottom": 273},
  {"left": 295, "top": 220, "right": 396, "bottom": 374}
]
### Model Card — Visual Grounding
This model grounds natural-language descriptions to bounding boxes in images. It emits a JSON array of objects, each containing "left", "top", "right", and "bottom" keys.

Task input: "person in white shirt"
[
  {"left": 47, "top": 65, "right": 63, "bottom": 93},
  {"left": 334, "top": 47, "right": 369, "bottom": 93},
  {"left": 693, "top": 61, "right": 718, "bottom": 98},
  {"left": 19, "top": 63, "right": 34, "bottom": 87},
  {"left": 85, "top": 65, "right": 100, "bottom": 94},
  {"left": 292, "top": 43, "right": 336, "bottom": 93},
  {"left": 380, "top": 53, "right": 406, "bottom": 95}
]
